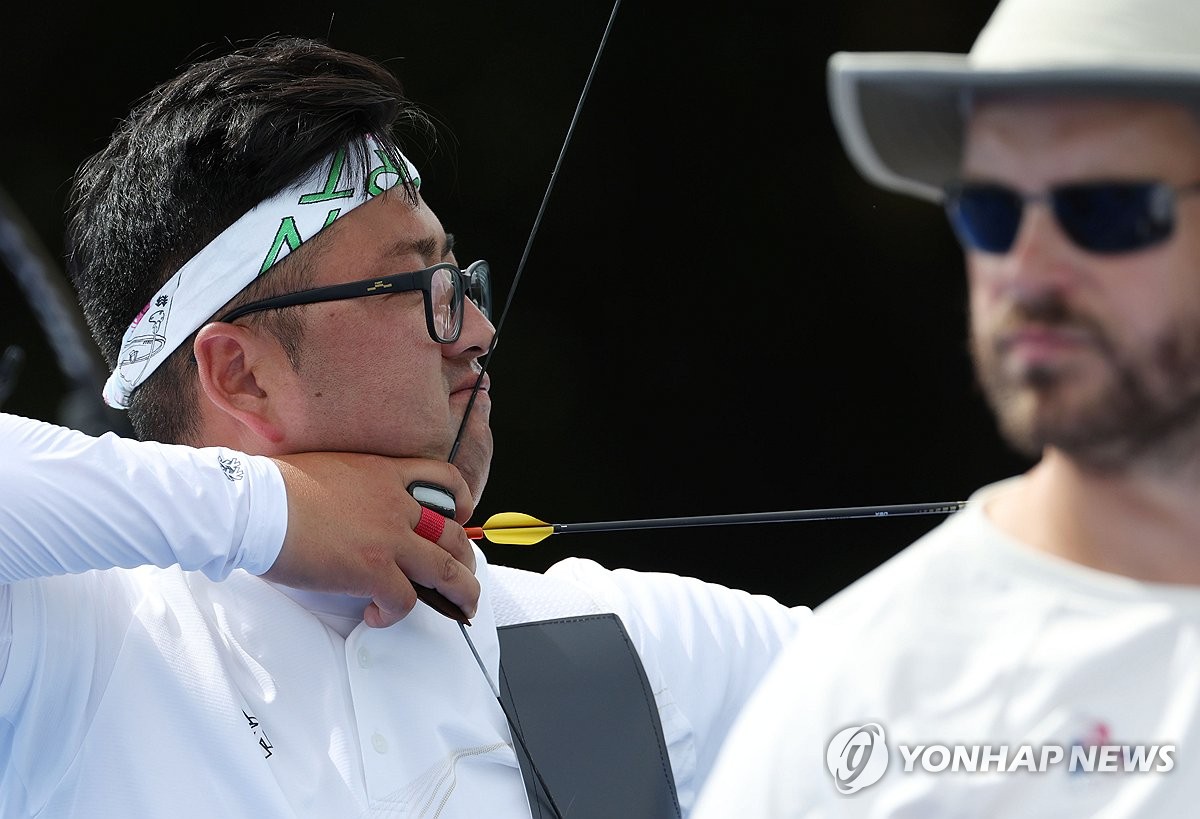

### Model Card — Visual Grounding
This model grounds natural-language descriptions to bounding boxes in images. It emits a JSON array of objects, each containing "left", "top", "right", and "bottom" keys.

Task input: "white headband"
[{"left": 102, "top": 136, "right": 420, "bottom": 409}]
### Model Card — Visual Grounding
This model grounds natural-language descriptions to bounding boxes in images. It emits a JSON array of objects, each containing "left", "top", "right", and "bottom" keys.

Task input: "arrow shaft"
[{"left": 553, "top": 501, "right": 964, "bottom": 535}]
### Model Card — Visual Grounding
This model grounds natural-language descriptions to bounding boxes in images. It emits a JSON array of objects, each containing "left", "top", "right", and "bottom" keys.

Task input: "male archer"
[{"left": 1, "top": 36, "right": 809, "bottom": 818}]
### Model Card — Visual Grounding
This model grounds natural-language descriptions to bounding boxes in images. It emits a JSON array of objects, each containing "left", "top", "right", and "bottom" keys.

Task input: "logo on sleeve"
[{"left": 218, "top": 454, "right": 245, "bottom": 481}]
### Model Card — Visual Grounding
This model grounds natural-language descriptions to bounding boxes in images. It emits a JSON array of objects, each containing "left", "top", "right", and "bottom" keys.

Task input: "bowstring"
[
  {"left": 447, "top": 3, "right": 624, "bottom": 816},
  {"left": 448, "top": 0, "right": 624, "bottom": 465}
]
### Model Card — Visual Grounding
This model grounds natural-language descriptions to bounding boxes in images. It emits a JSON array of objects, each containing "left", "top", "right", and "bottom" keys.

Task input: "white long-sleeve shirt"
[
  {"left": 0, "top": 413, "right": 809, "bottom": 817},
  {"left": 0, "top": 412, "right": 287, "bottom": 584}
]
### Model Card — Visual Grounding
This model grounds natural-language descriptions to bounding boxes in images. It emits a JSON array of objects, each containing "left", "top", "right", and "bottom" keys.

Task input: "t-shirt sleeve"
[{"left": 0, "top": 412, "right": 287, "bottom": 583}]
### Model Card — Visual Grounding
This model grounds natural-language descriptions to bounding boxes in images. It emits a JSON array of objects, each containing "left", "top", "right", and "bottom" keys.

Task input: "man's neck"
[{"left": 988, "top": 448, "right": 1200, "bottom": 584}]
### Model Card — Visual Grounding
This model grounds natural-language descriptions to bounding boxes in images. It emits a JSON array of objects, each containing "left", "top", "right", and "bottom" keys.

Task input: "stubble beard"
[{"left": 971, "top": 294, "right": 1200, "bottom": 476}]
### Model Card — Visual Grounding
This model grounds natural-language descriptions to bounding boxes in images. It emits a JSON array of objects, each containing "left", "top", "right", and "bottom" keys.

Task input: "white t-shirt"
[
  {"left": 693, "top": 478, "right": 1200, "bottom": 819},
  {"left": 0, "top": 413, "right": 808, "bottom": 817}
]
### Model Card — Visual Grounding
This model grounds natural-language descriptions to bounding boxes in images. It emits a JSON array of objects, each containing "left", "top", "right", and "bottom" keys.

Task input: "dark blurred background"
[{"left": 0, "top": 0, "right": 1031, "bottom": 607}]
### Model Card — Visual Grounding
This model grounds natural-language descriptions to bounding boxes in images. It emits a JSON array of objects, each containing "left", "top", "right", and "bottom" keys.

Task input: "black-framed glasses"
[
  {"left": 218, "top": 260, "right": 492, "bottom": 343},
  {"left": 943, "top": 180, "right": 1200, "bottom": 255}
]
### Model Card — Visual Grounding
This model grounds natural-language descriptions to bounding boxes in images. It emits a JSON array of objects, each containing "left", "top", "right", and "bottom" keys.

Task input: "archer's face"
[
  {"left": 272, "top": 190, "right": 495, "bottom": 502},
  {"left": 963, "top": 97, "right": 1200, "bottom": 469}
]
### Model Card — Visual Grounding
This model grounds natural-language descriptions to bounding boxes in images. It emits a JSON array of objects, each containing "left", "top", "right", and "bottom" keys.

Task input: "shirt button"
[
  {"left": 358, "top": 647, "right": 371, "bottom": 668},
  {"left": 372, "top": 733, "right": 388, "bottom": 754}
]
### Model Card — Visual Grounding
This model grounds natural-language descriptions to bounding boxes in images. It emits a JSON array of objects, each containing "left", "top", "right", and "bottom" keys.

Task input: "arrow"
[{"left": 465, "top": 501, "right": 968, "bottom": 546}]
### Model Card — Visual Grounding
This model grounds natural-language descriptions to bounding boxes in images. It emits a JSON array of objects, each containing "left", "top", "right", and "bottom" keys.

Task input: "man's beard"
[{"left": 971, "top": 291, "right": 1200, "bottom": 474}]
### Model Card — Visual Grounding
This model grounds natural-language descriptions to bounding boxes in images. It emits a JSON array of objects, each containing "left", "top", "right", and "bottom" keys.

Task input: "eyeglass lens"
[
  {"left": 945, "top": 182, "right": 1177, "bottom": 255},
  {"left": 431, "top": 268, "right": 456, "bottom": 340},
  {"left": 429, "top": 264, "right": 492, "bottom": 342},
  {"left": 467, "top": 272, "right": 490, "bottom": 322}
]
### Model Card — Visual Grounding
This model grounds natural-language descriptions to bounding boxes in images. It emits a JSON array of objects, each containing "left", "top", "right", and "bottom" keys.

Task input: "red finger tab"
[{"left": 414, "top": 506, "right": 447, "bottom": 543}]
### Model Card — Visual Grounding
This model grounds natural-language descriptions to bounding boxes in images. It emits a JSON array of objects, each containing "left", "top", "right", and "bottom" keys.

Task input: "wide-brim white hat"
[{"left": 828, "top": 0, "right": 1200, "bottom": 202}]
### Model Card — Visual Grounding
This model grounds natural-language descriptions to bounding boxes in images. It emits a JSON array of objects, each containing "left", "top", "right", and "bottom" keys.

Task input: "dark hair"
[{"left": 66, "top": 36, "right": 434, "bottom": 443}]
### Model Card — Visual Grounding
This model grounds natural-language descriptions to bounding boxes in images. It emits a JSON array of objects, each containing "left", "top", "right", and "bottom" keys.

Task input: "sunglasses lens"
[
  {"left": 945, "top": 184, "right": 1023, "bottom": 253},
  {"left": 1054, "top": 182, "right": 1173, "bottom": 253}
]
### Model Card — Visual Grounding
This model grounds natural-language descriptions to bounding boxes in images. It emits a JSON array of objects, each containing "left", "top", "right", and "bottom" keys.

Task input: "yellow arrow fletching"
[
  {"left": 486, "top": 512, "right": 548, "bottom": 527},
  {"left": 480, "top": 512, "right": 555, "bottom": 546}
]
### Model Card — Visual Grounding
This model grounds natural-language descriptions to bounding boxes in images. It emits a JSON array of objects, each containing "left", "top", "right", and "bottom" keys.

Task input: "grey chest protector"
[{"left": 497, "top": 614, "right": 681, "bottom": 818}]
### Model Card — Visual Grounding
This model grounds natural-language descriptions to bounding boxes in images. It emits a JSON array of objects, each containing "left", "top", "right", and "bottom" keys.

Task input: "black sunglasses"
[
  {"left": 218, "top": 260, "right": 492, "bottom": 344},
  {"left": 943, "top": 180, "right": 1200, "bottom": 255}
]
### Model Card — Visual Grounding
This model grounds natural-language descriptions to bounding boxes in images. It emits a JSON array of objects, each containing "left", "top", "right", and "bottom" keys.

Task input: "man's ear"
[{"left": 194, "top": 322, "right": 289, "bottom": 444}]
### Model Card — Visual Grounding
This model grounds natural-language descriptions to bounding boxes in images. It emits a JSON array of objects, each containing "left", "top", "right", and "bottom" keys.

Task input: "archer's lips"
[{"left": 451, "top": 374, "right": 491, "bottom": 395}]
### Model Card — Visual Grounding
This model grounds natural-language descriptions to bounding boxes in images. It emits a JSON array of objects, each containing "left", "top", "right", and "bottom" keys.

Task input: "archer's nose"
[{"left": 447, "top": 298, "right": 495, "bottom": 359}]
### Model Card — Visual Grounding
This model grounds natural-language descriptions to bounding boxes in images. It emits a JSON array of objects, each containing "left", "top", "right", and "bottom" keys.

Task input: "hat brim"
[{"left": 827, "top": 52, "right": 1200, "bottom": 202}]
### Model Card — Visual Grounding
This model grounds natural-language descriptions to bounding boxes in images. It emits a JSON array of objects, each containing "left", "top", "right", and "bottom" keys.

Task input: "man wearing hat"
[{"left": 693, "top": 0, "right": 1200, "bottom": 815}]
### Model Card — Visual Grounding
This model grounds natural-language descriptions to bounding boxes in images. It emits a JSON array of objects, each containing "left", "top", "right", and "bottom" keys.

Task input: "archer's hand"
[{"left": 263, "top": 452, "right": 479, "bottom": 628}]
